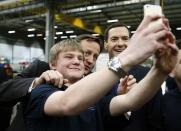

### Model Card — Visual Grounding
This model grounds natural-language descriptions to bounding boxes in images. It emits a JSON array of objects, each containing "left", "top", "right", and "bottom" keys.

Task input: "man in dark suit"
[{"left": 103, "top": 22, "right": 154, "bottom": 131}]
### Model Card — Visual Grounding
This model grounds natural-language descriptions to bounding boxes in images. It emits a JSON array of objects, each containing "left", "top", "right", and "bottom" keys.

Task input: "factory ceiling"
[{"left": 0, "top": 0, "right": 180, "bottom": 42}]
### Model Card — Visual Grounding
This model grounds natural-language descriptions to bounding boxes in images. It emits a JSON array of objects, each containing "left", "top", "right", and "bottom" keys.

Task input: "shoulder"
[
  {"left": 31, "top": 84, "right": 59, "bottom": 99},
  {"left": 31, "top": 60, "right": 49, "bottom": 69}
]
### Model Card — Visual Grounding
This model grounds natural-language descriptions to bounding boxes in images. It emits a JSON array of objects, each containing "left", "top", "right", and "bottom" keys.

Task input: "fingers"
[
  {"left": 137, "top": 15, "right": 162, "bottom": 32},
  {"left": 167, "top": 44, "right": 178, "bottom": 56},
  {"left": 117, "top": 75, "right": 136, "bottom": 95},
  {"left": 127, "top": 77, "right": 136, "bottom": 86},
  {"left": 39, "top": 70, "right": 64, "bottom": 88}
]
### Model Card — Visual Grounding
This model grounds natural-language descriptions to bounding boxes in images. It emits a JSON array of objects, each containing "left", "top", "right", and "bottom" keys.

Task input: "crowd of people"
[{"left": 0, "top": 12, "right": 181, "bottom": 131}]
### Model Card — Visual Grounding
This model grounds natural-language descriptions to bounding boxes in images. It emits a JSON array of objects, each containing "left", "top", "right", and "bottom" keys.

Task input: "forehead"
[
  {"left": 60, "top": 49, "right": 83, "bottom": 55},
  {"left": 108, "top": 27, "right": 129, "bottom": 38}
]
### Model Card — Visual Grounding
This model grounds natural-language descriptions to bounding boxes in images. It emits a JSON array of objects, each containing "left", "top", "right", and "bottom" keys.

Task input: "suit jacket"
[{"left": 0, "top": 59, "right": 50, "bottom": 105}]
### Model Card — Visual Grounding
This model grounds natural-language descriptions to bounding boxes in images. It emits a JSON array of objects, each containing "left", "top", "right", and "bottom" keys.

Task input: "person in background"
[
  {"left": 103, "top": 22, "right": 150, "bottom": 131},
  {"left": 0, "top": 62, "right": 13, "bottom": 131}
]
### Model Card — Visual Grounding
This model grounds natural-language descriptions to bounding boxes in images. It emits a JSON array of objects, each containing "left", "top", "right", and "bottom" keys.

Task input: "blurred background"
[{"left": 0, "top": 0, "right": 180, "bottom": 74}]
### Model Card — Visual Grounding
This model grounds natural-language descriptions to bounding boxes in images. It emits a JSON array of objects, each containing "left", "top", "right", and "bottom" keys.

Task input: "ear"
[
  {"left": 104, "top": 41, "right": 108, "bottom": 50},
  {"left": 49, "top": 63, "right": 56, "bottom": 70}
]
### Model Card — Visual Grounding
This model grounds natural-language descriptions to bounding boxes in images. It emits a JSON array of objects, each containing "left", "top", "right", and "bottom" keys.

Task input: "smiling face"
[
  {"left": 106, "top": 26, "right": 130, "bottom": 58},
  {"left": 52, "top": 50, "right": 85, "bottom": 83},
  {"left": 49, "top": 39, "right": 85, "bottom": 84}
]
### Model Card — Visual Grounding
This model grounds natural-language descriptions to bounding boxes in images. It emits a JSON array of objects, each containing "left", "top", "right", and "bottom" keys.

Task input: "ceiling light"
[
  {"left": 56, "top": 32, "right": 63, "bottom": 35},
  {"left": 176, "top": 27, "right": 181, "bottom": 30},
  {"left": 27, "top": 28, "right": 36, "bottom": 31},
  {"left": 92, "top": 33, "right": 99, "bottom": 36},
  {"left": 8, "top": 30, "right": 15, "bottom": 34},
  {"left": 37, "top": 34, "right": 43, "bottom": 37},
  {"left": 90, "top": 10, "right": 102, "bottom": 13},
  {"left": 54, "top": 37, "right": 57, "bottom": 39},
  {"left": 127, "top": 26, "right": 131, "bottom": 28},
  {"left": 66, "top": 30, "right": 74, "bottom": 34},
  {"left": 25, "top": 19, "right": 33, "bottom": 23},
  {"left": 61, "top": 36, "right": 68, "bottom": 39},
  {"left": 54, "top": 26, "right": 58, "bottom": 29},
  {"left": 107, "top": 19, "right": 118, "bottom": 23},
  {"left": 70, "top": 35, "right": 77, "bottom": 38},
  {"left": 27, "top": 34, "right": 35, "bottom": 37}
]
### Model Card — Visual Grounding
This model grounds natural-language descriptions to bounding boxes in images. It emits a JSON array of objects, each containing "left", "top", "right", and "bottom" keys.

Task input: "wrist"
[{"left": 108, "top": 57, "right": 128, "bottom": 77}]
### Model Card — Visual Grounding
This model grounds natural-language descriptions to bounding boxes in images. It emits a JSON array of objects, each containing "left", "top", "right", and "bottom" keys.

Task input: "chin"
[{"left": 69, "top": 73, "right": 83, "bottom": 79}]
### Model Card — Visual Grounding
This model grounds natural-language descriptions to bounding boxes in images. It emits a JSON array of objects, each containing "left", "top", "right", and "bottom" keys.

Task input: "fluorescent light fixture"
[
  {"left": 54, "top": 37, "right": 57, "bottom": 39},
  {"left": 56, "top": 32, "right": 63, "bottom": 35},
  {"left": 25, "top": 19, "right": 33, "bottom": 23},
  {"left": 70, "top": 35, "right": 77, "bottom": 38},
  {"left": 66, "top": 30, "right": 74, "bottom": 34},
  {"left": 127, "top": 25, "right": 131, "bottom": 28},
  {"left": 176, "top": 27, "right": 181, "bottom": 30},
  {"left": 27, "top": 28, "right": 36, "bottom": 31},
  {"left": 37, "top": 34, "right": 43, "bottom": 37},
  {"left": 27, "top": 34, "right": 35, "bottom": 37},
  {"left": 61, "top": 36, "right": 68, "bottom": 39},
  {"left": 107, "top": 19, "right": 118, "bottom": 23},
  {"left": 54, "top": 26, "right": 58, "bottom": 29},
  {"left": 90, "top": 10, "right": 102, "bottom": 13},
  {"left": 92, "top": 33, "right": 99, "bottom": 36},
  {"left": 131, "top": 31, "right": 136, "bottom": 34},
  {"left": 8, "top": 30, "right": 15, "bottom": 34}
]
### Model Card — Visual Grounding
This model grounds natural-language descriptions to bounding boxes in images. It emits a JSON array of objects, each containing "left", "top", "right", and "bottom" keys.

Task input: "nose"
[
  {"left": 117, "top": 39, "right": 126, "bottom": 47},
  {"left": 73, "top": 57, "right": 81, "bottom": 65}
]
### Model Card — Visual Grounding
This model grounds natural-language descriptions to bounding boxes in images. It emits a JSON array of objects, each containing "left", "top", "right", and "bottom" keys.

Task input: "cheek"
[{"left": 107, "top": 45, "right": 114, "bottom": 51}]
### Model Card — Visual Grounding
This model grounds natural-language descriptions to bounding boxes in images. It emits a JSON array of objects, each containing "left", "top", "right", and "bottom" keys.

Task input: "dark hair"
[
  {"left": 104, "top": 22, "right": 130, "bottom": 42},
  {"left": 176, "top": 39, "right": 181, "bottom": 49},
  {"left": 77, "top": 34, "right": 103, "bottom": 52}
]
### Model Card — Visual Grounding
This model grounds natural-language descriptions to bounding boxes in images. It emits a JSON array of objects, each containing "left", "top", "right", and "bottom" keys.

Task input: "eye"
[
  {"left": 111, "top": 37, "right": 118, "bottom": 42},
  {"left": 64, "top": 55, "right": 73, "bottom": 59},
  {"left": 93, "top": 54, "right": 98, "bottom": 61},
  {"left": 84, "top": 51, "right": 91, "bottom": 56},
  {"left": 122, "top": 36, "right": 129, "bottom": 41}
]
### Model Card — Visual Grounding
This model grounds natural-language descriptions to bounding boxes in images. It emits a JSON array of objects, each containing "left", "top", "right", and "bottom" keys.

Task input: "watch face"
[
  {"left": 108, "top": 57, "right": 127, "bottom": 77},
  {"left": 108, "top": 57, "right": 121, "bottom": 72}
]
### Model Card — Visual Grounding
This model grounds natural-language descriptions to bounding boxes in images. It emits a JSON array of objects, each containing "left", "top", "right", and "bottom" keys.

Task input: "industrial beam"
[
  {"left": 0, "top": 0, "right": 104, "bottom": 34},
  {"left": 55, "top": 13, "right": 104, "bottom": 34}
]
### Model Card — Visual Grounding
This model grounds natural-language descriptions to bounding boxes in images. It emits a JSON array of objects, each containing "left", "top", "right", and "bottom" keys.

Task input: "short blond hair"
[{"left": 49, "top": 38, "right": 83, "bottom": 66}]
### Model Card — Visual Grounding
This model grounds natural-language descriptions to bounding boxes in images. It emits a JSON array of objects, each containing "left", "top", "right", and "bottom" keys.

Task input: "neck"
[{"left": 65, "top": 78, "right": 81, "bottom": 87}]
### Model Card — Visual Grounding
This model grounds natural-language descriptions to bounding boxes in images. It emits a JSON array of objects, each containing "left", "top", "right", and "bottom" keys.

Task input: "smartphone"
[{"left": 144, "top": 4, "right": 163, "bottom": 27}]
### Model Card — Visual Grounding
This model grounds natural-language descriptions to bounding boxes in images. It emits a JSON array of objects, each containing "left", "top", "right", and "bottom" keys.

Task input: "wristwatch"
[{"left": 107, "top": 57, "right": 127, "bottom": 77}]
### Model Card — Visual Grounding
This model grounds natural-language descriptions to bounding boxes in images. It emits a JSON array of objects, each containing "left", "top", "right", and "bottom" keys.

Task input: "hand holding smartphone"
[
  {"left": 144, "top": 4, "right": 163, "bottom": 27},
  {"left": 144, "top": 5, "right": 177, "bottom": 74}
]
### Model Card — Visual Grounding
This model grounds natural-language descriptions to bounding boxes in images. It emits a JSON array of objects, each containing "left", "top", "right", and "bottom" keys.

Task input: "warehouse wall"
[{"left": 0, "top": 36, "right": 45, "bottom": 64}]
